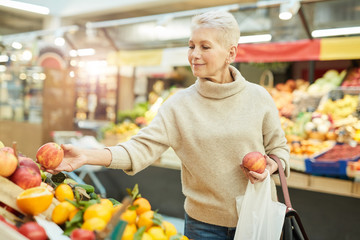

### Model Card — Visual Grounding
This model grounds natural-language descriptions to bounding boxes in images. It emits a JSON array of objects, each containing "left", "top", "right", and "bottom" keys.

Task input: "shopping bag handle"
[{"left": 269, "top": 154, "right": 292, "bottom": 210}]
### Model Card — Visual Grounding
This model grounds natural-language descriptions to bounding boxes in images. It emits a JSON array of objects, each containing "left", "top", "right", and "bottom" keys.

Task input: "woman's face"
[{"left": 188, "top": 27, "right": 230, "bottom": 83}]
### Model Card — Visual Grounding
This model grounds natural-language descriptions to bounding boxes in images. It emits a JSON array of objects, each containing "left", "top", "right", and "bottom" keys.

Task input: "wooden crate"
[
  {"left": 0, "top": 221, "right": 28, "bottom": 240},
  {"left": 0, "top": 176, "right": 58, "bottom": 223}
]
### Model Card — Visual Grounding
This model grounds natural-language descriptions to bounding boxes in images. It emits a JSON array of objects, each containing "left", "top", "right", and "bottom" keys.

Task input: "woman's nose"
[{"left": 191, "top": 48, "right": 200, "bottom": 58}]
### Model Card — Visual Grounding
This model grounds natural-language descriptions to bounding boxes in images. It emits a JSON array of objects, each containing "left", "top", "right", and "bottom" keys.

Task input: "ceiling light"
[
  {"left": 238, "top": 34, "right": 272, "bottom": 44},
  {"left": 0, "top": 65, "right": 7, "bottom": 72},
  {"left": 11, "top": 41, "right": 22, "bottom": 49},
  {"left": 279, "top": 0, "right": 300, "bottom": 21},
  {"left": 311, "top": 26, "right": 360, "bottom": 38},
  {"left": 69, "top": 48, "right": 96, "bottom": 57},
  {"left": 0, "top": 0, "right": 49, "bottom": 15},
  {"left": 54, "top": 37, "right": 65, "bottom": 46},
  {"left": 0, "top": 55, "right": 9, "bottom": 63}
]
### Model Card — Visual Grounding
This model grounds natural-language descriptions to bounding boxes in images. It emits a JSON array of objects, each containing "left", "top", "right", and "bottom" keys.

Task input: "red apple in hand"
[
  {"left": 242, "top": 151, "right": 266, "bottom": 174},
  {"left": 0, "top": 149, "right": 18, "bottom": 177},
  {"left": 9, "top": 166, "right": 42, "bottom": 189},
  {"left": 36, "top": 142, "right": 64, "bottom": 170}
]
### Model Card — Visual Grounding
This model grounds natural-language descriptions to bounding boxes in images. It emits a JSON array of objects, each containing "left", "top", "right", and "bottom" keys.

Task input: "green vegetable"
[{"left": 75, "top": 184, "right": 95, "bottom": 194}]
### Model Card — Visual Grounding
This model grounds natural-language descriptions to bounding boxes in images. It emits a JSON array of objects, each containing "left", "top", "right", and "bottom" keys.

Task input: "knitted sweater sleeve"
[
  {"left": 106, "top": 108, "right": 171, "bottom": 175},
  {"left": 262, "top": 89, "right": 291, "bottom": 177}
]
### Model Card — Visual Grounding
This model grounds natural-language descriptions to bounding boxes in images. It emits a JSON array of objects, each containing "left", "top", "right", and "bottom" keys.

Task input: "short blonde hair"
[{"left": 191, "top": 10, "right": 240, "bottom": 47}]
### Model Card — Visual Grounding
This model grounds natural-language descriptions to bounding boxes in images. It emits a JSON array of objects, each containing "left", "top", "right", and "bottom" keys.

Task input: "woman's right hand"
[{"left": 46, "top": 144, "right": 87, "bottom": 175}]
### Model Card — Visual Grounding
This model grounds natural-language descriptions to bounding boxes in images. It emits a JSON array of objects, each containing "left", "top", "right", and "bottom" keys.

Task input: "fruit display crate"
[
  {"left": 0, "top": 176, "right": 58, "bottom": 223},
  {"left": 304, "top": 144, "right": 360, "bottom": 177}
]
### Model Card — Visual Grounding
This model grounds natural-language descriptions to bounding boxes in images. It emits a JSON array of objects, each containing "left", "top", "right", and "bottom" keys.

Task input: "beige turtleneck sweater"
[{"left": 107, "top": 66, "right": 290, "bottom": 227}]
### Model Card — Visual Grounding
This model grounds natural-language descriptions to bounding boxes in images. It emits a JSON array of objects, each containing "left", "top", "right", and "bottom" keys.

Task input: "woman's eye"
[
  {"left": 189, "top": 46, "right": 195, "bottom": 49},
  {"left": 202, "top": 46, "right": 210, "bottom": 49}
]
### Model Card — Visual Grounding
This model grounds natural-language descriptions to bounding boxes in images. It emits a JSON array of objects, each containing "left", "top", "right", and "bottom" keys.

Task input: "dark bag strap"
[
  {"left": 269, "top": 154, "right": 309, "bottom": 240},
  {"left": 269, "top": 154, "right": 292, "bottom": 210}
]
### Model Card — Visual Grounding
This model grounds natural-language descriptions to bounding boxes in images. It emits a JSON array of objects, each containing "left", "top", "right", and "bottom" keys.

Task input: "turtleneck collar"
[{"left": 195, "top": 65, "right": 247, "bottom": 99}]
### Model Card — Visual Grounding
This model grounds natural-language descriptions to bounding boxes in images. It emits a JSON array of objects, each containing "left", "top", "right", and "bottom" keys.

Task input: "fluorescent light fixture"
[
  {"left": 238, "top": 34, "right": 272, "bottom": 44},
  {"left": 279, "top": 0, "right": 300, "bottom": 21},
  {"left": 0, "top": 55, "right": 9, "bottom": 62},
  {"left": 312, "top": 26, "right": 360, "bottom": 38},
  {"left": 69, "top": 48, "right": 96, "bottom": 57},
  {"left": 0, "top": 0, "right": 49, "bottom": 15}
]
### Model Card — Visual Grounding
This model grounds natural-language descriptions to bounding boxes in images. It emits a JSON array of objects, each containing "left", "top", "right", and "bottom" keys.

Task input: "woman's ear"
[{"left": 228, "top": 45, "right": 238, "bottom": 63}]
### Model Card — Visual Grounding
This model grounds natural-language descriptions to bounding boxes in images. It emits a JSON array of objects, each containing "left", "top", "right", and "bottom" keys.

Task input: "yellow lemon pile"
[{"left": 119, "top": 196, "right": 189, "bottom": 240}]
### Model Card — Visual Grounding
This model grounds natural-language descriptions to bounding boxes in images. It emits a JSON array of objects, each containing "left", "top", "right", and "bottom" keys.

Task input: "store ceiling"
[{"left": 0, "top": 0, "right": 360, "bottom": 59}]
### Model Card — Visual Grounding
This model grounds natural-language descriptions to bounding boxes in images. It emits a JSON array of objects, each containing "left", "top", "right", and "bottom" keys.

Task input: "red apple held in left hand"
[
  {"left": 242, "top": 151, "right": 266, "bottom": 174},
  {"left": 9, "top": 166, "right": 42, "bottom": 189},
  {"left": 36, "top": 142, "right": 64, "bottom": 170}
]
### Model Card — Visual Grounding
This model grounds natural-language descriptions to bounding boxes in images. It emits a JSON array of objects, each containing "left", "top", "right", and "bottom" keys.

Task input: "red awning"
[{"left": 235, "top": 39, "right": 321, "bottom": 63}]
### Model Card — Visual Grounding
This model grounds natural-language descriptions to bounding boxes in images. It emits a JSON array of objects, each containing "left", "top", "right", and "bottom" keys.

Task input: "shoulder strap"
[{"left": 269, "top": 154, "right": 292, "bottom": 209}]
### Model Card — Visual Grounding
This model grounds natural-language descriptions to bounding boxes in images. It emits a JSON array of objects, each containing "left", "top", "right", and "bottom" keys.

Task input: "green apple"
[{"left": 0, "top": 141, "right": 4, "bottom": 148}]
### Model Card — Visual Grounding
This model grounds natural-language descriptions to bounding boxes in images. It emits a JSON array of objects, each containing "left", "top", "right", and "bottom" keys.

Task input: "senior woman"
[{"left": 47, "top": 10, "right": 290, "bottom": 240}]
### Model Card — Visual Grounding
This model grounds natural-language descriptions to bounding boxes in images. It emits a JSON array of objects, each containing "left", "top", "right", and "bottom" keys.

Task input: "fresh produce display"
[
  {"left": 341, "top": 67, "right": 360, "bottom": 87},
  {"left": 318, "top": 93, "right": 359, "bottom": 120},
  {"left": 306, "top": 69, "right": 346, "bottom": 95},
  {"left": 242, "top": 152, "right": 266, "bottom": 174},
  {"left": 0, "top": 141, "right": 188, "bottom": 240},
  {"left": 315, "top": 144, "right": 360, "bottom": 162}
]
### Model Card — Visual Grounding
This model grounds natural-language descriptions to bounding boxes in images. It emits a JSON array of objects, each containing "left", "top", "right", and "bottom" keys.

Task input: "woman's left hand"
[{"left": 240, "top": 155, "right": 278, "bottom": 184}]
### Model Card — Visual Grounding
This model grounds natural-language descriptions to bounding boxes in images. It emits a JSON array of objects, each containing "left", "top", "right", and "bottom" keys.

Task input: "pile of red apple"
[
  {"left": 341, "top": 68, "right": 360, "bottom": 87},
  {"left": 0, "top": 142, "right": 64, "bottom": 190}
]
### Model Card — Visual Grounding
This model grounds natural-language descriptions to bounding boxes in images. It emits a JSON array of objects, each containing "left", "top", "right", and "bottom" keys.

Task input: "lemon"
[
  {"left": 52, "top": 202, "right": 71, "bottom": 225},
  {"left": 121, "top": 209, "right": 137, "bottom": 224},
  {"left": 121, "top": 223, "right": 137, "bottom": 240},
  {"left": 147, "top": 226, "right": 167, "bottom": 240},
  {"left": 83, "top": 203, "right": 112, "bottom": 223},
  {"left": 162, "top": 220, "right": 177, "bottom": 237},
  {"left": 55, "top": 183, "right": 74, "bottom": 202},
  {"left": 82, "top": 217, "right": 107, "bottom": 231}
]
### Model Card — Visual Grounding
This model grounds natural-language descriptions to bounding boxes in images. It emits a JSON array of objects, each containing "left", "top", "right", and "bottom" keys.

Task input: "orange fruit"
[
  {"left": 147, "top": 226, "right": 167, "bottom": 240},
  {"left": 83, "top": 203, "right": 112, "bottom": 223},
  {"left": 133, "top": 197, "right": 151, "bottom": 215},
  {"left": 55, "top": 183, "right": 74, "bottom": 202},
  {"left": 120, "top": 209, "right": 137, "bottom": 224},
  {"left": 52, "top": 202, "right": 71, "bottom": 225},
  {"left": 162, "top": 220, "right": 177, "bottom": 237},
  {"left": 82, "top": 217, "right": 107, "bottom": 231},
  {"left": 69, "top": 208, "right": 79, "bottom": 221},
  {"left": 136, "top": 210, "right": 154, "bottom": 230},
  {"left": 16, "top": 186, "right": 54, "bottom": 215},
  {"left": 121, "top": 223, "right": 137, "bottom": 240}
]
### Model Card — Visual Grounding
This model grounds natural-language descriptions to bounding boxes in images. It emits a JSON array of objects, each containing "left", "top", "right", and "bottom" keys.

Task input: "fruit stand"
[{"left": 0, "top": 142, "right": 189, "bottom": 240}]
